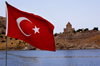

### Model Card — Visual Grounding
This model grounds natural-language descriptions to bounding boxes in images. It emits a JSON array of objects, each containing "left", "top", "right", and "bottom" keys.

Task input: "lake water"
[{"left": 0, "top": 49, "right": 100, "bottom": 66}]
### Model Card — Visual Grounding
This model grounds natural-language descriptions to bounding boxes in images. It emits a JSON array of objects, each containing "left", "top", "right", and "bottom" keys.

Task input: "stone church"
[{"left": 64, "top": 22, "right": 75, "bottom": 34}]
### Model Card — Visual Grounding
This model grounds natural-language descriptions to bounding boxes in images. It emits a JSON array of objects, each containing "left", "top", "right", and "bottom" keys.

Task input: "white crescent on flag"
[{"left": 16, "top": 17, "right": 32, "bottom": 36}]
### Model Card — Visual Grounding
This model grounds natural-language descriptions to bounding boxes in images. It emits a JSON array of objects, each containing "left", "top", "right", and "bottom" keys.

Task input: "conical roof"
[{"left": 67, "top": 22, "right": 72, "bottom": 26}]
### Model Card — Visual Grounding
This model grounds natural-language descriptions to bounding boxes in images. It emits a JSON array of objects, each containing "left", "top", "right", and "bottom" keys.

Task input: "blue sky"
[{"left": 0, "top": 0, "right": 100, "bottom": 33}]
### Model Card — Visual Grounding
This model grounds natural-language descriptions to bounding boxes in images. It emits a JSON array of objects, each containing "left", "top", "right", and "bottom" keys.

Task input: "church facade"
[{"left": 64, "top": 22, "right": 75, "bottom": 34}]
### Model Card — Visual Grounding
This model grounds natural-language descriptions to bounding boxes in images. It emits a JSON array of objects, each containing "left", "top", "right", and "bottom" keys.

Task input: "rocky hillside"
[
  {"left": 55, "top": 31, "right": 100, "bottom": 50},
  {"left": 0, "top": 34, "right": 29, "bottom": 51},
  {"left": 0, "top": 16, "right": 29, "bottom": 50}
]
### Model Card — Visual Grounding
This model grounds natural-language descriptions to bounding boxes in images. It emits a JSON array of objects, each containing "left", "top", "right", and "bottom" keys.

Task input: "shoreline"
[{"left": 0, "top": 48, "right": 100, "bottom": 51}]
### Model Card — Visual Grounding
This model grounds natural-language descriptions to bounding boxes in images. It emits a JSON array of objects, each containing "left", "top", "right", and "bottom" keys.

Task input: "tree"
[
  {"left": 84, "top": 28, "right": 89, "bottom": 31},
  {"left": 73, "top": 30, "right": 76, "bottom": 33},
  {"left": 93, "top": 27, "right": 98, "bottom": 31},
  {"left": 15, "top": 38, "right": 18, "bottom": 40},
  {"left": 77, "top": 29, "right": 82, "bottom": 32},
  {"left": 54, "top": 33, "right": 57, "bottom": 37},
  {"left": 0, "top": 36, "right": 3, "bottom": 38},
  {"left": 10, "top": 38, "right": 12, "bottom": 40},
  {"left": 1, "top": 40, "right": 5, "bottom": 42},
  {"left": 2, "top": 32, "right": 5, "bottom": 34},
  {"left": 4, "top": 27, "right": 6, "bottom": 29}
]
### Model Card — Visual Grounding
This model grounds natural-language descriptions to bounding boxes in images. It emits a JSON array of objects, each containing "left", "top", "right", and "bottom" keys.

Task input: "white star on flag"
[{"left": 33, "top": 26, "right": 40, "bottom": 34}]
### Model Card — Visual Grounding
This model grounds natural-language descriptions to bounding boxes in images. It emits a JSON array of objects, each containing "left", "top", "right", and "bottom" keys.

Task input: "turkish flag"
[{"left": 6, "top": 2, "right": 55, "bottom": 51}]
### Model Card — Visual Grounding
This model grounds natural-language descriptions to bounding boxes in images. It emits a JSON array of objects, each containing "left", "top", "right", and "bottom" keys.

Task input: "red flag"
[{"left": 6, "top": 2, "right": 55, "bottom": 51}]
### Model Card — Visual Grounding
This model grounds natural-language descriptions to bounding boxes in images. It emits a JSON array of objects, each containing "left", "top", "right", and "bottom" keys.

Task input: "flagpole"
[
  {"left": 5, "top": 36, "right": 7, "bottom": 66},
  {"left": 5, "top": 2, "right": 7, "bottom": 66}
]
